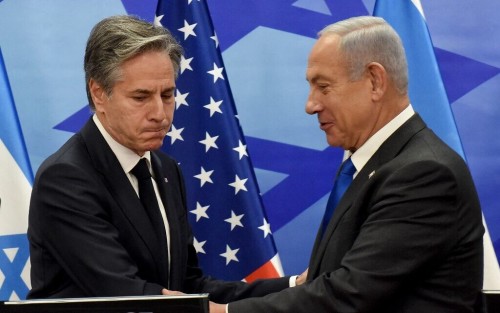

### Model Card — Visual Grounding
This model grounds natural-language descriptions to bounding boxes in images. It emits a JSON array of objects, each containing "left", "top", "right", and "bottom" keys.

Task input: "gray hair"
[
  {"left": 319, "top": 16, "right": 408, "bottom": 95},
  {"left": 84, "top": 15, "right": 183, "bottom": 110}
]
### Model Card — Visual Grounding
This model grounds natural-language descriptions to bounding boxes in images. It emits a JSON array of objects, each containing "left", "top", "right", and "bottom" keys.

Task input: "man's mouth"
[{"left": 319, "top": 122, "right": 332, "bottom": 131}]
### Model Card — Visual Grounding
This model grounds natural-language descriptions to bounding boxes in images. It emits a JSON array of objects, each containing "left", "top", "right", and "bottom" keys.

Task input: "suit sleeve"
[
  {"left": 29, "top": 161, "right": 164, "bottom": 297},
  {"left": 182, "top": 222, "right": 290, "bottom": 303},
  {"left": 228, "top": 160, "right": 470, "bottom": 312}
]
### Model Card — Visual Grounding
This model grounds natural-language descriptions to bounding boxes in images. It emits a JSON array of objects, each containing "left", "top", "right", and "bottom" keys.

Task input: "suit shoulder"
[
  {"left": 405, "top": 128, "right": 465, "bottom": 166},
  {"left": 38, "top": 133, "right": 86, "bottom": 169}
]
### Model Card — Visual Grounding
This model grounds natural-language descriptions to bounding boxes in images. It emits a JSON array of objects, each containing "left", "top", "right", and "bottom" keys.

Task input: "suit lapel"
[
  {"left": 80, "top": 119, "right": 165, "bottom": 272},
  {"left": 309, "top": 114, "right": 427, "bottom": 278},
  {"left": 308, "top": 167, "right": 371, "bottom": 277}
]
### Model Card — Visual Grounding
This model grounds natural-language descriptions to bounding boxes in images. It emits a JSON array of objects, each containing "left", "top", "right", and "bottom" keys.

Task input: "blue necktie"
[{"left": 321, "top": 157, "right": 356, "bottom": 236}]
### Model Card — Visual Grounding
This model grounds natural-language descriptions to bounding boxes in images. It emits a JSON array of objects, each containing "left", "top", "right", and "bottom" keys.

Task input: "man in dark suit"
[
  {"left": 27, "top": 15, "right": 296, "bottom": 301},
  {"left": 211, "top": 16, "right": 484, "bottom": 313}
]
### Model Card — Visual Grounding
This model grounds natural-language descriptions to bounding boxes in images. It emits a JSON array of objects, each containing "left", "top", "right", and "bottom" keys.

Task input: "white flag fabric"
[{"left": 0, "top": 47, "right": 32, "bottom": 300}]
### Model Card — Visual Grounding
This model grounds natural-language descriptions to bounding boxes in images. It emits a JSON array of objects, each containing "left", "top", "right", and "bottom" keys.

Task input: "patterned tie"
[
  {"left": 131, "top": 158, "right": 167, "bottom": 242},
  {"left": 321, "top": 157, "right": 356, "bottom": 237}
]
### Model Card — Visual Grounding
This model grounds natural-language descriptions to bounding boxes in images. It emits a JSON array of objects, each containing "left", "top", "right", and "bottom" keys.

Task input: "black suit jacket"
[
  {"left": 27, "top": 118, "right": 289, "bottom": 301},
  {"left": 229, "top": 114, "right": 484, "bottom": 312}
]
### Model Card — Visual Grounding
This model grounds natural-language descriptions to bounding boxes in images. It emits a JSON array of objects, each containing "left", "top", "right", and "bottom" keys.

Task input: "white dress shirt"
[{"left": 348, "top": 104, "right": 415, "bottom": 175}]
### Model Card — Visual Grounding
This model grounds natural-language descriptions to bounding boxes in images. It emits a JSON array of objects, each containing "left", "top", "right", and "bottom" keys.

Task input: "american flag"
[{"left": 155, "top": 0, "right": 283, "bottom": 282}]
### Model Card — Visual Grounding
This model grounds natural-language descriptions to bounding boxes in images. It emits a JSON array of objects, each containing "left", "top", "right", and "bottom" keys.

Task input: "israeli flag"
[
  {"left": 0, "top": 47, "right": 32, "bottom": 300},
  {"left": 374, "top": 0, "right": 500, "bottom": 290}
]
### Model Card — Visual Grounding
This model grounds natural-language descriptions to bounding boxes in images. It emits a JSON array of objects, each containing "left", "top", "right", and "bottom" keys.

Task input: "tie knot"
[
  {"left": 131, "top": 158, "right": 152, "bottom": 181},
  {"left": 340, "top": 158, "right": 356, "bottom": 176}
]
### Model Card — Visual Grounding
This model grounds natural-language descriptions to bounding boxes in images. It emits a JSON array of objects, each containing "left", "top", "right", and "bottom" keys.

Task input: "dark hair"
[{"left": 84, "top": 15, "right": 183, "bottom": 110}]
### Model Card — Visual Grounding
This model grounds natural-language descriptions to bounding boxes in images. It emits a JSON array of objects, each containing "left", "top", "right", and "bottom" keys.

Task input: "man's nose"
[
  {"left": 150, "top": 95, "right": 167, "bottom": 120},
  {"left": 305, "top": 91, "right": 320, "bottom": 115}
]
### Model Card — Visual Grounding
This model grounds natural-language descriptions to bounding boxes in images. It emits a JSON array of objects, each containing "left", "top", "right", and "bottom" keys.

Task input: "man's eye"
[{"left": 133, "top": 96, "right": 146, "bottom": 101}]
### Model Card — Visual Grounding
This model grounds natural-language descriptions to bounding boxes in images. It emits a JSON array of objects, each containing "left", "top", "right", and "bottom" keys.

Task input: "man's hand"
[
  {"left": 161, "top": 289, "right": 185, "bottom": 296},
  {"left": 296, "top": 268, "right": 308, "bottom": 286},
  {"left": 209, "top": 301, "right": 226, "bottom": 313}
]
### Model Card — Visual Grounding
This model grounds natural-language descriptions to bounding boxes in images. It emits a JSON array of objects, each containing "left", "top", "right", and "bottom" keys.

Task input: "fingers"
[
  {"left": 161, "top": 288, "right": 185, "bottom": 296},
  {"left": 209, "top": 301, "right": 226, "bottom": 313},
  {"left": 296, "top": 268, "right": 309, "bottom": 286}
]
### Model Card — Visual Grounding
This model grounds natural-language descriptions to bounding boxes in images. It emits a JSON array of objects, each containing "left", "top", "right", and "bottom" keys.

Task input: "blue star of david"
[
  {"left": 0, "top": 234, "right": 30, "bottom": 300},
  {"left": 55, "top": 0, "right": 500, "bottom": 233}
]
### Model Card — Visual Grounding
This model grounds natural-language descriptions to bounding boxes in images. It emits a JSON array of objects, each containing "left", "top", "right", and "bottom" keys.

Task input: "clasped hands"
[{"left": 162, "top": 268, "right": 308, "bottom": 313}]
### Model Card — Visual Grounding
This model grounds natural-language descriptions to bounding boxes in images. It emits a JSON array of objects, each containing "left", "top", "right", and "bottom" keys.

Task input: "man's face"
[
  {"left": 92, "top": 50, "right": 176, "bottom": 156},
  {"left": 305, "top": 35, "right": 378, "bottom": 151}
]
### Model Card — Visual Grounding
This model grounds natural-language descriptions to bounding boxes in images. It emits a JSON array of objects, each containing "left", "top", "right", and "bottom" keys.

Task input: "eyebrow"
[
  {"left": 131, "top": 87, "right": 176, "bottom": 95},
  {"left": 162, "top": 87, "right": 176, "bottom": 94},
  {"left": 131, "top": 89, "right": 153, "bottom": 95},
  {"left": 306, "top": 74, "right": 328, "bottom": 84}
]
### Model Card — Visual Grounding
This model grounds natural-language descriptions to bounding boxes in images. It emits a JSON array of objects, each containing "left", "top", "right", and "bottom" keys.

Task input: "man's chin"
[
  {"left": 326, "top": 136, "right": 338, "bottom": 147},
  {"left": 144, "top": 141, "right": 164, "bottom": 152}
]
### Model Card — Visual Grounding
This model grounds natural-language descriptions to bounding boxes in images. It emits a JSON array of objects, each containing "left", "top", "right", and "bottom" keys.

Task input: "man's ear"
[
  {"left": 88, "top": 79, "right": 106, "bottom": 113},
  {"left": 367, "top": 62, "right": 387, "bottom": 101}
]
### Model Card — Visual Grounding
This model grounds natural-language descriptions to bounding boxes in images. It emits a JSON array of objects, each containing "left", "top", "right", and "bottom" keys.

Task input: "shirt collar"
[
  {"left": 92, "top": 114, "right": 152, "bottom": 174},
  {"left": 348, "top": 104, "right": 415, "bottom": 174}
]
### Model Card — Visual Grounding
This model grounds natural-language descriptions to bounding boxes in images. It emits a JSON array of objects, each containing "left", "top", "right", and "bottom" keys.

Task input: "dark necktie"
[
  {"left": 321, "top": 157, "right": 356, "bottom": 236},
  {"left": 131, "top": 159, "right": 167, "bottom": 242}
]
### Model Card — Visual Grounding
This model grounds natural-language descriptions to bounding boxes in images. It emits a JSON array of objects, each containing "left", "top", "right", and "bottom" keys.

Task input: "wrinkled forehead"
[
  {"left": 309, "top": 34, "right": 345, "bottom": 64},
  {"left": 307, "top": 35, "right": 346, "bottom": 79}
]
